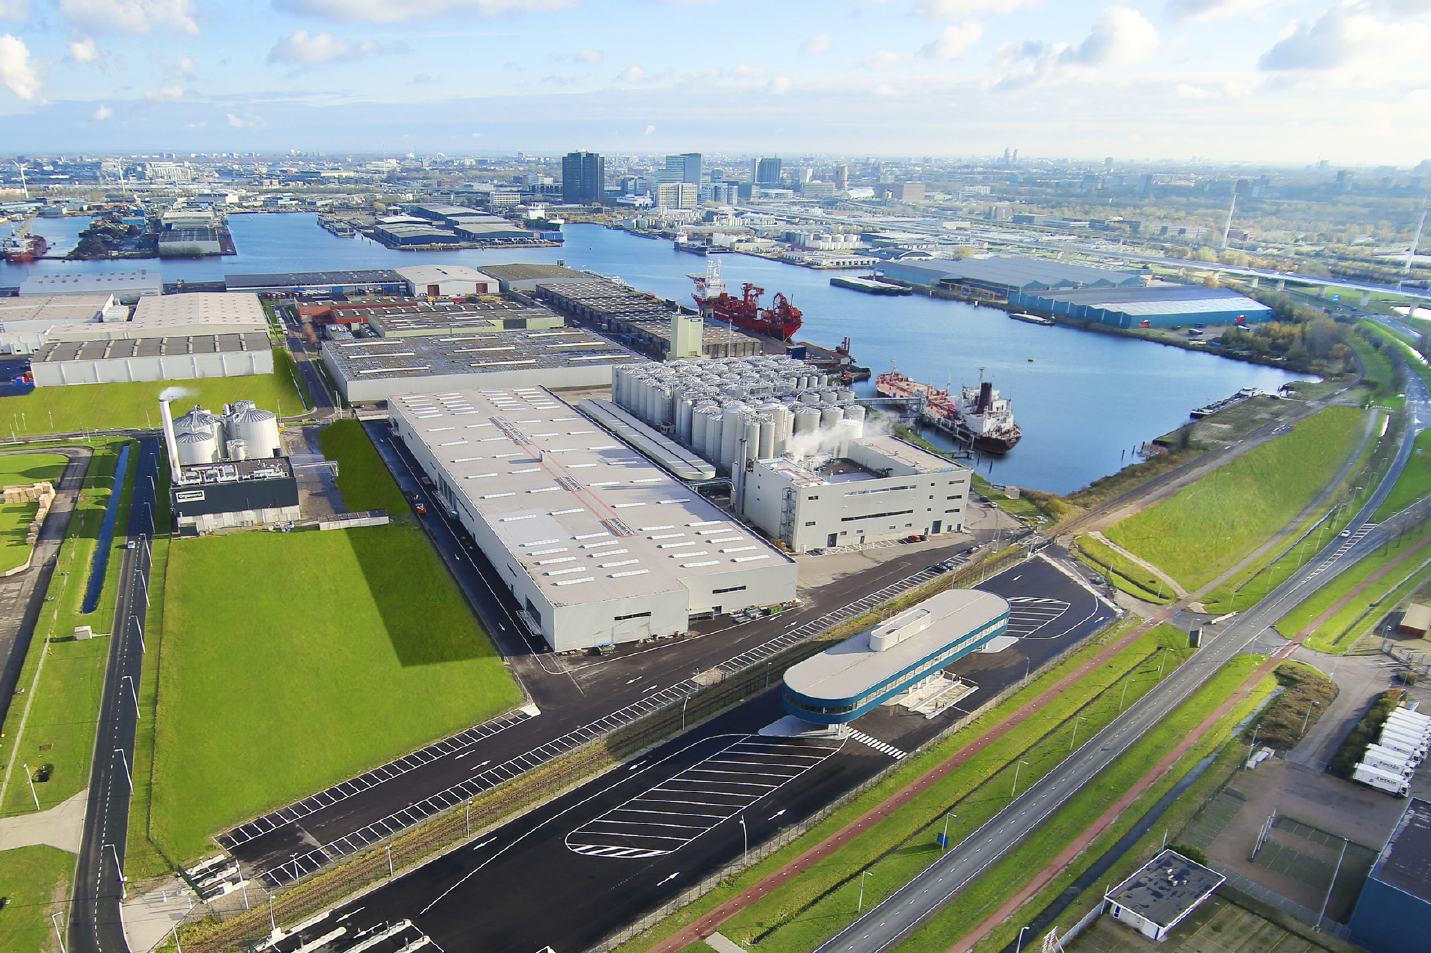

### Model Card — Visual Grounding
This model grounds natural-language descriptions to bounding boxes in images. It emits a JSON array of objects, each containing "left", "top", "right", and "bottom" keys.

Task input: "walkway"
[
  {"left": 0, "top": 785, "right": 87, "bottom": 853},
  {"left": 1088, "top": 530, "right": 1188, "bottom": 599}
]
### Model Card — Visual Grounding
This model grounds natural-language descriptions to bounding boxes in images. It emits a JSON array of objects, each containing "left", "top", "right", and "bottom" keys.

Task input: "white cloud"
[
  {"left": 919, "top": 20, "right": 984, "bottom": 58},
  {"left": 996, "top": 6, "right": 1157, "bottom": 88},
  {"left": 0, "top": 0, "right": 30, "bottom": 21},
  {"left": 644, "top": 123, "right": 656, "bottom": 134},
  {"left": 800, "top": 33, "right": 832, "bottom": 54},
  {"left": 273, "top": 0, "right": 575, "bottom": 23},
  {"left": 1257, "top": 2, "right": 1431, "bottom": 77},
  {"left": 58, "top": 0, "right": 198, "bottom": 35},
  {"left": 617, "top": 64, "right": 644, "bottom": 82},
  {"left": 1166, "top": 0, "right": 1273, "bottom": 21},
  {"left": 1175, "top": 81, "right": 1215, "bottom": 98},
  {"left": 865, "top": 48, "right": 910, "bottom": 70},
  {"left": 176, "top": 54, "right": 194, "bottom": 74},
  {"left": 0, "top": 33, "right": 38, "bottom": 99},
  {"left": 267, "top": 29, "right": 403, "bottom": 65},
  {"left": 730, "top": 62, "right": 765, "bottom": 78},
  {"left": 90, "top": 103, "right": 113, "bottom": 119},
  {"left": 68, "top": 37, "right": 103, "bottom": 64},
  {"left": 575, "top": 48, "right": 602, "bottom": 63},
  {"left": 144, "top": 83, "right": 183, "bottom": 102},
  {"left": 914, "top": 0, "right": 1035, "bottom": 16},
  {"left": 227, "top": 111, "right": 266, "bottom": 127},
  {"left": 767, "top": 74, "right": 792, "bottom": 94}
]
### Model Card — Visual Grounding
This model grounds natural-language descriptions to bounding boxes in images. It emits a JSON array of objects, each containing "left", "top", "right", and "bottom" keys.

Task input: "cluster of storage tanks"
[
  {"left": 612, "top": 357, "right": 867, "bottom": 475},
  {"left": 1353, "top": 706, "right": 1431, "bottom": 797},
  {"left": 171, "top": 401, "right": 282, "bottom": 467}
]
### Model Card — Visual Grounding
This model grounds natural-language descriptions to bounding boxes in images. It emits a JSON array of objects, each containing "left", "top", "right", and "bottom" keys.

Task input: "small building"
[
  {"left": 1399, "top": 603, "right": 1431, "bottom": 638},
  {"left": 1348, "top": 798, "right": 1431, "bottom": 953},
  {"left": 170, "top": 458, "right": 300, "bottom": 533},
  {"left": 19, "top": 270, "right": 163, "bottom": 303},
  {"left": 395, "top": 264, "right": 496, "bottom": 299},
  {"left": 781, "top": 588, "right": 1009, "bottom": 726},
  {"left": 31, "top": 333, "right": 273, "bottom": 386},
  {"left": 1105, "top": 848, "right": 1224, "bottom": 942},
  {"left": 1008, "top": 285, "right": 1273, "bottom": 330}
]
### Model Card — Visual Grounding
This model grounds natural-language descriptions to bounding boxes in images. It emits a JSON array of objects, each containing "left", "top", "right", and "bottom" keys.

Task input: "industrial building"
[
  {"left": 1399, "top": 603, "right": 1431, "bottom": 638},
  {"left": 225, "top": 269, "right": 406, "bottom": 296},
  {"left": 370, "top": 221, "right": 460, "bottom": 247},
  {"left": 395, "top": 265, "right": 497, "bottom": 298},
  {"left": 1104, "top": 849, "right": 1224, "bottom": 942},
  {"left": 160, "top": 397, "right": 299, "bottom": 533},
  {"left": 157, "top": 226, "right": 222, "bottom": 257},
  {"left": 362, "top": 301, "right": 565, "bottom": 337},
  {"left": 478, "top": 262, "right": 591, "bottom": 293},
  {"left": 0, "top": 294, "right": 125, "bottom": 353},
  {"left": 20, "top": 270, "right": 163, "bottom": 303},
  {"left": 321, "top": 326, "right": 643, "bottom": 403},
  {"left": 538, "top": 277, "right": 763, "bottom": 359},
  {"left": 781, "top": 589, "right": 1009, "bottom": 726},
  {"left": 878, "top": 256, "right": 1144, "bottom": 302},
  {"left": 1348, "top": 798, "right": 1431, "bottom": 953},
  {"left": 389, "top": 387, "right": 798, "bottom": 651},
  {"left": 31, "top": 333, "right": 273, "bottom": 386},
  {"left": 1007, "top": 285, "right": 1273, "bottom": 329}
]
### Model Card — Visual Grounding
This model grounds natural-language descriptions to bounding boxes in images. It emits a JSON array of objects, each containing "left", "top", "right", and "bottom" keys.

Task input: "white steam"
[{"left": 159, "top": 386, "right": 194, "bottom": 402}]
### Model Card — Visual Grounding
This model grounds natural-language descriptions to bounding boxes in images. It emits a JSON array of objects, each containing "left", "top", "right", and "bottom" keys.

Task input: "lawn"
[
  {"left": 0, "top": 845, "right": 75, "bottom": 953},
  {"left": 319, "top": 419, "right": 412, "bottom": 517},
  {"left": 1073, "top": 535, "right": 1174, "bottom": 604},
  {"left": 0, "top": 348, "right": 309, "bottom": 437},
  {"left": 149, "top": 526, "right": 522, "bottom": 861},
  {"left": 1105, "top": 406, "right": 1363, "bottom": 592},
  {"left": 0, "top": 452, "right": 67, "bottom": 574},
  {"left": 1375, "top": 428, "right": 1431, "bottom": 520}
]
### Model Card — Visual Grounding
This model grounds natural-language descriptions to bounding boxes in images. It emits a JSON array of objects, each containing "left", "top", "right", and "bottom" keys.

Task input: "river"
[{"left": 3, "top": 214, "right": 1306, "bottom": 494}]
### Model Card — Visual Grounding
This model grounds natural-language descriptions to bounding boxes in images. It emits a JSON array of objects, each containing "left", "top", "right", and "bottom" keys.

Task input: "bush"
[
  {"left": 1169, "top": 844, "right": 1208, "bottom": 866},
  {"left": 1330, "top": 688, "right": 1406, "bottom": 777}
]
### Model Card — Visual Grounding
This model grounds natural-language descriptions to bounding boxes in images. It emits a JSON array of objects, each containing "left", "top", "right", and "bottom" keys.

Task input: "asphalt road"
[
  {"left": 257, "top": 559, "right": 1112, "bottom": 953},
  {"left": 811, "top": 364, "right": 1431, "bottom": 953},
  {"left": 70, "top": 435, "right": 160, "bottom": 953}
]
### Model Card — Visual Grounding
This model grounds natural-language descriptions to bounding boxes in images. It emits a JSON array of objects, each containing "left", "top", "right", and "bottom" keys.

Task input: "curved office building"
[{"left": 783, "top": 589, "right": 1010, "bottom": 726}]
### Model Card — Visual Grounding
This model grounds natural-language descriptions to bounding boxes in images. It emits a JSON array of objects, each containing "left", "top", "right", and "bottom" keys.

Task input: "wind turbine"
[{"left": 13, "top": 161, "right": 28, "bottom": 201}]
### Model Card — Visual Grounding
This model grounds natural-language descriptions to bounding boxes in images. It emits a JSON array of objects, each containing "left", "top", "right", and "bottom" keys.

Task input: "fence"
[{"left": 1208, "top": 863, "right": 1353, "bottom": 941}]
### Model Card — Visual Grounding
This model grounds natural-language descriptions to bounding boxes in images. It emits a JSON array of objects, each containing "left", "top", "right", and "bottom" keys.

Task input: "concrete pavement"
[{"left": 0, "top": 785, "right": 87, "bottom": 852}]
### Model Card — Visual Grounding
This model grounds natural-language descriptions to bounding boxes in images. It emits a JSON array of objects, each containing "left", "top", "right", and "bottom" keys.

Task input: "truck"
[
  {"left": 1361, "top": 746, "right": 1416, "bottom": 777},
  {"left": 1385, "top": 710, "right": 1431, "bottom": 737},
  {"left": 1353, "top": 763, "right": 1410, "bottom": 796},
  {"left": 1367, "top": 741, "right": 1421, "bottom": 768},
  {"left": 1375, "top": 732, "right": 1426, "bottom": 760},
  {"left": 1380, "top": 723, "right": 1430, "bottom": 751}
]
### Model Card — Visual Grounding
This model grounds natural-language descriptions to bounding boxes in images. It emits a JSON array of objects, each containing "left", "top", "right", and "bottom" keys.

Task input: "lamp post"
[
  {"left": 1301, "top": 701, "right": 1321, "bottom": 737},
  {"left": 1015, "top": 926, "right": 1031, "bottom": 953},
  {"left": 1069, "top": 716, "right": 1087, "bottom": 752},
  {"left": 466, "top": 799, "right": 473, "bottom": 834},
  {"left": 386, "top": 844, "right": 394, "bottom": 877},
  {"left": 739, "top": 815, "right": 748, "bottom": 866},
  {"left": 267, "top": 893, "right": 276, "bottom": 935},
  {"left": 115, "top": 748, "right": 132, "bottom": 793},
  {"left": 857, "top": 870, "right": 873, "bottom": 913},
  {"left": 51, "top": 912, "right": 66, "bottom": 953},
  {"left": 131, "top": 614, "right": 145, "bottom": 654},
  {"left": 1012, "top": 760, "right": 1030, "bottom": 798},
  {"left": 22, "top": 763, "right": 39, "bottom": 810},
  {"left": 121, "top": 675, "right": 140, "bottom": 720},
  {"left": 941, "top": 813, "right": 956, "bottom": 850},
  {"left": 1316, "top": 836, "right": 1349, "bottom": 932}
]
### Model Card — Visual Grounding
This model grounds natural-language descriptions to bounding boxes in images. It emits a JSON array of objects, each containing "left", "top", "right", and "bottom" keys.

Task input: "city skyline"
[{"left": 0, "top": 1, "right": 1426, "bottom": 163}]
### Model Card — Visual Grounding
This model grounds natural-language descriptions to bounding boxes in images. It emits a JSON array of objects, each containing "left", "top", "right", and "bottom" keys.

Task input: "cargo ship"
[
  {"left": 2, "top": 232, "right": 46, "bottom": 263},
  {"left": 690, "top": 258, "right": 803, "bottom": 341},
  {"left": 875, "top": 369, "right": 1022, "bottom": 454}
]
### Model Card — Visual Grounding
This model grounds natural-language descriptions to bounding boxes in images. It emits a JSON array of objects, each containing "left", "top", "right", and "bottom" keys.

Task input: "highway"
[
  {"left": 69, "top": 436, "right": 160, "bottom": 953},
  {"left": 814, "top": 370, "right": 1430, "bottom": 953}
]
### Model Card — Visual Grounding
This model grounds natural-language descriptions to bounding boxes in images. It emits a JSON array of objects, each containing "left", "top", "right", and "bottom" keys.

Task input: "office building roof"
[
  {"left": 1370, "top": 797, "right": 1431, "bottom": 901},
  {"left": 390, "top": 387, "right": 792, "bottom": 603},
  {"left": 35, "top": 332, "right": 272, "bottom": 363},
  {"left": 1107, "top": 848, "right": 1225, "bottom": 927}
]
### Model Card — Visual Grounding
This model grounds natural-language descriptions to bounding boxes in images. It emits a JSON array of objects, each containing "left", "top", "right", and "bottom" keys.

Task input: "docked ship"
[
  {"left": 2, "top": 232, "right": 46, "bottom": 263},
  {"left": 875, "top": 369, "right": 1022, "bottom": 454},
  {"left": 690, "top": 258, "right": 803, "bottom": 341},
  {"left": 673, "top": 233, "right": 709, "bottom": 255}
]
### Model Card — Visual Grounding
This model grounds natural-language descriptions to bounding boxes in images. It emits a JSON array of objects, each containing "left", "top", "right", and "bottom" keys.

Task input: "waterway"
[{"left": 2, "top": 214, "right": 1306, "bottom": 494}]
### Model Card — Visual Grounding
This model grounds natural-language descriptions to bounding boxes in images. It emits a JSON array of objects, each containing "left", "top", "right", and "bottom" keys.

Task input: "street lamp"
[
  {"left": 115, "top": 748, "right": 132, "bottom": 793},
  {"left": 857, "top": 870, "right": 873, "bottom": 913},
  {"left": 739, "top": 815, "right": 748, "bottom": 866},
  {"left": 1015, "top": 925, "right": 1031, "bottom": 953},
  {"left": 1069, "top": 716, "right": 1087, "bottom": 752},
  {"left": 50, "top": 912, "right": 66, "bottom": 953},
  {"left": 1012, "top": 760, "right": 1030, "bottom": 797},
  {"left": 121, "top": 675, "right": 140, "bottom": 719},
  {"left": 1301, "top": 701, "right": 1321, "bottom": 736},
  {"left": 1119, "top": 676, "right": 1152, "bottom": 711},
  {"left": 941, "top": 813, "right": 956, "bottom": 851},
  {"left": 131, "top": 614, "right": 145, "bottom": 654},
  {"left": 267, "top": 893, "right": 276, "bottom": 935}
]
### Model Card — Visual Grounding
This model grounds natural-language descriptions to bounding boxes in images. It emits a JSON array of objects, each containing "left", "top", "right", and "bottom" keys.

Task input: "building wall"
[
  {"left": 320, "top": 348, "right": 619, "bottom": 402},
  {"left": 1007, "top": 290, "right": 1273, "bottom": 330},
  {"left": 1107, "top": 903, "right": 1162, "bottom": 941},
  {"left": 32, "top": 348, "right": 273, "bottom": 386},
  {"left": 1349, "top": 879, "right": 1431, "bottom": 953},
  {"left": 404, "top": 276, "right": 493, "bottom": 298}
]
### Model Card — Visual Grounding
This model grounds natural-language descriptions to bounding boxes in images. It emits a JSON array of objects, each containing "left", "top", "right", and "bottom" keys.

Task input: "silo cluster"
[
  {"left": 171, "top": 400, "right": 283, "bottom": 467},
  {"left": 612, "top": 357, "right": 866, "bottom": 476}
]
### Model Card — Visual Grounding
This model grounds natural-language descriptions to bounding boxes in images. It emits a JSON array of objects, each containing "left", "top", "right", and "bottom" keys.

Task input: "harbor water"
[{"left": 4, "top": 215, "right": 1306, "bottom": 494}]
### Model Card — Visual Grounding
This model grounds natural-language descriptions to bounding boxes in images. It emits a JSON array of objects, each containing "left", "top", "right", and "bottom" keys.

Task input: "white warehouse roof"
[
  {"left": 396, "top": 264, "right": 496, "bottom": 286},
  {"left": 48, "top": 292, "right": 269, "bottom": 342}
]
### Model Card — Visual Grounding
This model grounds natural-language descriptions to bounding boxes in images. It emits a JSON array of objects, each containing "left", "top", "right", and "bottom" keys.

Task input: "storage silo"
[
  {"left": 691, "top": 407, "right": 710, "bottom": 455},
  {"left": 837, "top": 389, "right": 855, "bottom": 405},
  {"left": 820, "top": 407, "right": 843, "bottom": 431},
  {"left": 843, "top": 404, "right": 866, "bottom": 439},
  {"left": 758, "top": 416, "right": 775, "bottom": 458},
  {"left": 704, "top": 410, "right": 724, "bottom": 463},
  {"left": 794, "top": 407, "right": 821, "bottom": 435},
  {"left": 742, "top": 416, "right": 761, "bottom": 467},
  {"left": 226, "top": 439, "right": 248, "bottom": 462},
  {"left": 835, "top": 419, "right": 861, "bottom": 458},
  {"left": 770, "top": 404, "right": 794, "bottom": 456},
  {"left": 677, "top": 396, "right": 695, "bottom": 443},
  {"left": 228, "top": 404, "right": 282, "bottom": 459},
  {"left": 721, "top": 404, "right": 746, "bottom": 472},
  {"left": 176, "top": 429, "right": 219, "bottom": 466},
  {"left": 174, "top": 404, "right": 221, "bottom": 439}
]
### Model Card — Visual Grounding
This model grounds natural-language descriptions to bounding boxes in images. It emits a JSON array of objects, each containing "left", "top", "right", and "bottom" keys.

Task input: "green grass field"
[
  {"left": 1376, "top": 429, "right": 1431, "bottom": 520},
  {"left": 149, "top": 527, "right": 521, "bottom": 861},
  {"left": 0, "top": 349, "right": 309, "bottom": 438},
  {"left": 1074, "top": 536, "right": 1174, "bottom": 604},
  {"left": 320, "top": 419, "right": 412, "bottom": 517},
  {"left": 0, "top": 845, "right": 75, "bottom": 953},
  {"left": 0, "top": 453, "right": 67, "bottom": 573},
  {"left": 1105, "top": 407, "right": 1363, "bottom": 592}
]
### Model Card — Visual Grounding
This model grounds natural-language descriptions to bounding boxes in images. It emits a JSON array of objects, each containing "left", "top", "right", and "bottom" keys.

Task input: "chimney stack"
[{"left": 159, "top": 398, "right": 181, "bottom": 475}]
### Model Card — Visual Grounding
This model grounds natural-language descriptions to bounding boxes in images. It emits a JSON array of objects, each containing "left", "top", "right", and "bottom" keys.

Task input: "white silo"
[
  {"left": 820, "top": 407, "right": 843, "bottom": 431},
  {"left": 794, "top": 407, "right": 821, "bottom": 435},
  {"left": 228, "top": 404, "right": 281, "bottom": 459},
  {"left": 176, "top": 429, "right": 219, "bottom": 466},
  {"left": 691, "top": 408, "right": 710, "bottom": 454},
  {"left": 721, "top": 404, "right": 746, "bottom": 472},
  {"left": 843, "top": 404, "right": 866, "bottom": 439},
  {"left": 742, "top": 415, "right": 761, "bottom": 467},
  {"left": 226, "top": 439, "right": 248, "bottom": 462},
  {"left": 174, "top": 404, "right": 221, "bottom": 439},
  {"left": 677, "top": 396, "right": 695, "bottom": 443},
  {"left": 758, "top": 416, "right": 775, "bottom": 458},
  {"left": 770, "top": 404, "right": 794, "bottom": 456},
  {"left": 835, "top": 419, "right": 860, "bottom": 458},
  {"left": 704, "top": 410, "right": 724, "bottom": 463},
  {"left": 837, "top": 389, "right": 855, "bottom": 405}
]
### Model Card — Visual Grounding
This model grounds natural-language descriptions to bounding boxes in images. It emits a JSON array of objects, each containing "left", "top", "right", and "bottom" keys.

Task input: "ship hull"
[{"left": 875, "top": 373, "right": 1021, "bottom": 454}]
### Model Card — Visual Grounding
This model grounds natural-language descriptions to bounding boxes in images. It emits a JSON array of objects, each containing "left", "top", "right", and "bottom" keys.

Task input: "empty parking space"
[{"left": 1005, "top": 597, "right": 1071, "bottom": 639}]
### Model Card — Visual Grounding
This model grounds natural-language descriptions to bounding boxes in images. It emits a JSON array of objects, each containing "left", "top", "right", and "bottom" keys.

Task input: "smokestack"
[{"left": 159, "top": 398, "right": 180, "bottom": 475}]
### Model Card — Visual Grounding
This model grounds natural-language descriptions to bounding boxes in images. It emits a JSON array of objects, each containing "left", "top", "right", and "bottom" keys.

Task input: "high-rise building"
[
  {"left": 662, "top": 153, "right": 702, "bottom": 185},
  {"left": 755, "top": 157, "right": 783, "bottom": 185},
  {"left": 562, "top": 151, "right": 605, "bottom": 205},
  {"left": 655, "top": 182, "right": 698, "bottom": 209},
  {"left": 833, "top": 164, "right": 848, "bottom": 191}
]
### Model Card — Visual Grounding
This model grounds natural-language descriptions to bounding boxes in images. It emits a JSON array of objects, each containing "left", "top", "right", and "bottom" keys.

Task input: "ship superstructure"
[{"left": 690, "top": 258, "right": 803, "bottom": 341}]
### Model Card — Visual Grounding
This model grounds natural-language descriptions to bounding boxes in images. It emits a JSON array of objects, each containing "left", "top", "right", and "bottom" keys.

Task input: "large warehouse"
[
  {"left": 390, "top": 387, "right": 798, "bottom": 651},
  {"left": 395, "top": 264, "right": 496, "bottom": 298},
  {"left": 1349, "top": 798, "right": 1431, "bottom": 953},
  {"left": 480, "top": 262, "right": 590, "bottom": 293},
  {"left": 20, "top": 270, "right": 163, "bottom": 302},
  {"left": 539, "top": 277, "right": 763, "bottom": 359},
  {"left": 879, "top": 256, "right": 1145, "bottom": 302},
  {"left": 1007, "top": 285, "right": 1273, "bottom": 329},
  {"left": 782, "top": 588, "right": 1009, "bottom": 726},
  {"left": 31, "top": 333, "right": 274, "bottom": 386},
  {"left": 225, "top": 269, "right": 406, "bottom": 296},
  {"left": 0, "top": 294, "right": 125, "bottom": 353},
  {"left": 321, "top": 326, "right": 644, "bottom": 403}
]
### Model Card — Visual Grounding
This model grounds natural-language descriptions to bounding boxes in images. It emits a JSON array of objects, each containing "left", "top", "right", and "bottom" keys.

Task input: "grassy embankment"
[
  {"left": 1105, "top": 406, "right": 1364, "bottom": 613},
  {"left": 0, "top": 845, "right": 78, "bottom": 953},
  {"left": 146, "top": 420, "right": 520, "bottom": 862},
  {"left": 1240, "top": 662, "right": 1336, "bottom": 750},
  {"left": 1, "top": 439, "right": 137, "bottom": 817},
  {"left": 0, "top": 453, "right": 68, "bottom": 574},
  {"left": 0, "top": 349, "right": 310, "bottom": 438},
  {"left": 614, "top": 622, "right": 1191, "bottom": 953},
  {"left": 1072, "top": 535, "right": 1175, "bottom": 605}
]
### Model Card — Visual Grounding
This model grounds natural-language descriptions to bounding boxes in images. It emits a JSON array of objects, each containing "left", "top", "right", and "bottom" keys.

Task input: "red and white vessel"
[
  {"left": 690, "top": 259, "right": 803, "bottom": 341},
  {"left": 876, "top": 368, "right": 1022, "bottom": 454}
]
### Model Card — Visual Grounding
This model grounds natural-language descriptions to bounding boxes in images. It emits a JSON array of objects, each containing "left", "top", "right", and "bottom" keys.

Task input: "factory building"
[
  {"left": 0, "top": 294, "right": 126, "bottom": 354},
  {"left": 31, "top": 333, "right": 273, "bottom": 386},
  {"left": 879, "top": 256, "right": 1144, "bottom": 302},
  {"left": 1349, "top": 798, "right": 1431, "bottom": 953},
  {"left": 321, "top": 326, "right": 643, "bottom": 403},
  {"left": 389, "top": 387, "right": 797, "bottom": 651},
  {"left": 157, "top": 226, "right": 222, "bottom": 257},
  {"left": 159, "top": 397, "right": 299, "bottom": 533},
  {"left": 1007, "top": 285, "right": 1273, "bottom": 329},
  {"left": 538, "top": 277, "right": 762, "bottom": 359},
  {"left": 362, "top": 301, "right": 565, "bottom": 337},
  {"left": 20, "top": 270, "right": 163, "bottom": 303},
  {"left": 225, "top": 269, "right": 406, "bottom": 296},
  {"left": 50, "top": 292, "right": 270, "bottom": 342},
  {"left": 782, "top": 589, "right": 1009, "bottom": 726},
  {"left": 479, "top": 263, "right": 590, "bottom": 294},
  {"left": 1104, "top": 849, "right": 1224, "bottom": 942},
  {"left": 395, "top": 265, "right": 497, "bottom": 298},
  {"left": 370, "top": 221, "right": 461, "bottom": 247}
]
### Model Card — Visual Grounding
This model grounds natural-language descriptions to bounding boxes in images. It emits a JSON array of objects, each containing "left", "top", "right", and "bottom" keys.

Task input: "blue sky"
[{"left": 0, "top": 0, "right": 1427, "bottom": 163}]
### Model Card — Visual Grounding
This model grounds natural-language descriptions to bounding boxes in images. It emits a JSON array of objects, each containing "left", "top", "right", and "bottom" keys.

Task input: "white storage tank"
[
  {"left": 836, "top": 419, "right": 861, "bottom": 457},
  {"left": 742, "top": 416, "right": 761, "bottom": 467},
  {"left": 705, "top": 411, "right": 724, "bottom": 463},
  {"left": 228, "top": 404, "right": 281, "bottom": 459},
  {"left": 174, "top": 404, "right": 222, "bottom": 439},
  {"left": 176, "top": 429, "right": 219, "bottom": 466},
  {"left": 794, "top": 407, "right": 822, "bottom": 435},
  {"left": 677, "top": 397, "right": 695, "bottom": 443},
  {"left": 226, "top": 439, "right": 248, "bottom": 462},
  {"left": 837, "top": 389, "right": 855, "bottom": 405},
  {"left": 721, "top": 404, "right": 747, "bottom": 472},
  {"left": 692, "top": 408, "right": 710, "bottom": 454},
  {"left": 820, "top": 407, "right": 843, "bottom": 431},
  {"left": 758, "top": 416, "right": 775, "bottom": 458}
]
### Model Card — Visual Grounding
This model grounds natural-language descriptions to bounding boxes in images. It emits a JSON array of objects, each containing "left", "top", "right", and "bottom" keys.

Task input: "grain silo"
[{"left": 176, "top": 429, "right": 219, "bottom": 466}]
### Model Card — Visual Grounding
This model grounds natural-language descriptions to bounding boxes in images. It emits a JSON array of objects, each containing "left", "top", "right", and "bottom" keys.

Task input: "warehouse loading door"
[{"left": 612, "top": 611, "right": 653, "bottom": 643}]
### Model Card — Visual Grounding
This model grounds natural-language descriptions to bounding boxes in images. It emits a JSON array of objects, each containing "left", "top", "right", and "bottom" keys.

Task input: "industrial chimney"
[{"left": 159, "top": 397, "right": 181, "bottom": 475}]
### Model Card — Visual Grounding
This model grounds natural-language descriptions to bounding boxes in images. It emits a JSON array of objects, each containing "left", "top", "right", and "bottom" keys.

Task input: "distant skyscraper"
[
  {"left": 664, "top": 153, "right": 702, "bottom": 185},
  {"left": 755, "top": 157, "right": 783, "bottom": 185},
  {"left": 833, "top": 164, "right": 848, "bottom": 191},
  {"left": 562, "top": 151, "right": 605, "bottom": 205}
]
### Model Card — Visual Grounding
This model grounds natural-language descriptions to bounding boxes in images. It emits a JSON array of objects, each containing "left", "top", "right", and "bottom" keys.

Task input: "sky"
[{"left": 0, "top": 0, "right": 1427, "bottom": 164}]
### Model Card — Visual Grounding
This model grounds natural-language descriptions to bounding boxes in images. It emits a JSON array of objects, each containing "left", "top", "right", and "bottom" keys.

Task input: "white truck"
[
  {"left": 1375, "top": 732, "right": 1427, "bottom": 760},
  {"left": 1354, "top": 763, "right": 1411, "bottom": 796},
  {"left": 1385, "top": 711, "right": 1431, "bottom": 739},
  {"left": 1379, "top": 725, "right": 1430, "bottom": 756},
  {"left": 1362, "top": 746, "right": 1416, "bottom": 777}
]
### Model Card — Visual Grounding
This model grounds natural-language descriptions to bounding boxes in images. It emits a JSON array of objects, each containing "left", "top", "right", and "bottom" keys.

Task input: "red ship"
[
  {"left": 2, "top": 233, "right": 47, "bottom": 263},
  {"left": 690, "top": 259, "right": 802, "bottom": 341},
  {"left": 876, "top": 369, "right": 1022, "bottom": 455}
]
